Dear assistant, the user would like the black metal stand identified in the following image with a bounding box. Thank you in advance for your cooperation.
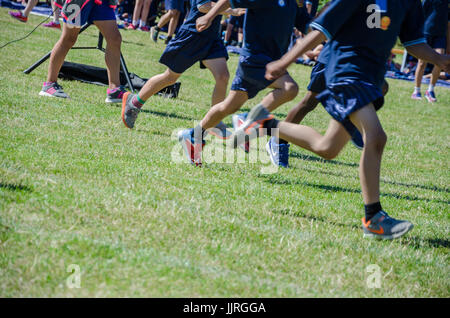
[23,23,135,92]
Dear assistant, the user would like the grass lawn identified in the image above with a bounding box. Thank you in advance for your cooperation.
[0,10,449,297]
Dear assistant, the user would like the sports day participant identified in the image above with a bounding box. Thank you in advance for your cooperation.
[177,0,310,166]
[39,0,126,103]
[411,0,448,102]
[121,0,245,134]
[233,0,450,239]
[151,0,184,44]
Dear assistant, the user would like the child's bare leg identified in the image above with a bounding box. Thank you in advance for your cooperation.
[138,68,181,101]
[349,104,387,205]
[200,91,249,129]
[202,58,230,106]
[260,73,299,112]
[277,118,350,160]
[284,91,319,124]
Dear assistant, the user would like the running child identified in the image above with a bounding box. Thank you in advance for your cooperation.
[233,0,450,239]
[151,0,184,44]
[177,0,310,166]
[411,0,448,102]
[121,0,245,133]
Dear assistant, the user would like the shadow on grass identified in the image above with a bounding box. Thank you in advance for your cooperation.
[290,151,358,168]
[0,182,32,192]
[402,236,449,249]
[140,109,194,121]
[262,175,450,205]
[273,208,359,230]
[301,167,450,194]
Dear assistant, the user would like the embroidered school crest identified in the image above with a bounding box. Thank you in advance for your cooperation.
[380,16,391,30]
[278,0,285,7]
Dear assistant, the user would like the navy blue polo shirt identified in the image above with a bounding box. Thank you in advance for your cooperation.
[306,0,319,18]
[422,0,448,37]
[310,0,426,89]
[180,0,222,37]
[229,0,299,60]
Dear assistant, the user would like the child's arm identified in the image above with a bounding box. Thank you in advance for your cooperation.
[406,43,450,73]
[197,0,231,31]
[265,30,326,80]
[198,1,244,17]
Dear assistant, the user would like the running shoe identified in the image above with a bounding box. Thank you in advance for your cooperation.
[411,91,422,100]
[39,82,69,98]
[232,105,274,149]
[121,92,141,129]
[43,21,61,29]
[351,129,364,150]
[178,128,205,166]
[362,211,413,240]
[266,136,290,168]
[425,90,437,103]
[105,86,126,103]
[232,113,250,153]
[139,26,150,32]
[150,26,159,42]
[208,121,232,140]
[9,11,27,22]
[127,24,137,30]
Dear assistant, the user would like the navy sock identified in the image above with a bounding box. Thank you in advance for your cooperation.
[262,118,279,136]
[364,202,382,221]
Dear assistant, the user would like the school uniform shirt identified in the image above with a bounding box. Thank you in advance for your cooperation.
[229,0,300,61]
[310,0,426,89]
[180,0,222,38]
[422,0,448,38]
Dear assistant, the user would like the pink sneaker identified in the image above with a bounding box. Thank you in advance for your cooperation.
[127,24,137,30]
[43,21,61,29]
[411,91,422,100]
[139,26,150,32]
[9,11,27,22]
[425,90,437,103]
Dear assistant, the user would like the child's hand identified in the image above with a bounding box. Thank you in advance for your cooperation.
[265,60,287,81]
[196,16,212,32]
[232,8,246,16]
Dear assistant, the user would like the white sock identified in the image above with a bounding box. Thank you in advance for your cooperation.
[428,84,435,92]
[132,20,138,26]
[139,20,146,28]
[414,87,420,94]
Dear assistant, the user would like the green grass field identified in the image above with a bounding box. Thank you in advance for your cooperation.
[0,10,449,297]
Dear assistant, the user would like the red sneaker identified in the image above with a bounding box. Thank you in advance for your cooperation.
[9,11,27,22]
[43,21,61,29]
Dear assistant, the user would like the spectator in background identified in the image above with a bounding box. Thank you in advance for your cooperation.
[9,0,62,28]
[9,0,39,23]
[43,0,62,28]
[223,11,245,47]
[412,0,448,102]
[151,0,184,44]
[128,0,153,31]
[305,0,318,18]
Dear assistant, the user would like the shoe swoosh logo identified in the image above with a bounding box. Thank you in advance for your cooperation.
[368,225,384,235]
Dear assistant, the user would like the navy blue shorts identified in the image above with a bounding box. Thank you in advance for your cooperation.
[165,0,184,12]
[317,80,384,137]
[159,29,228,74]
[64,0,116,27]
[425,35,447,50]
[229,15,244,28]
[231,54,274,99]
[307,62,326,93]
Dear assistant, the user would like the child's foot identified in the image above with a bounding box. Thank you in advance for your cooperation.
[232,113,250,153]
[39,82,69,98]
[411,91,422,100]
[178,128,205,166]
[266,136,290,168]
[127,24,137,30]
[121,92,141,129]
[425,90,437,103]
[150,27,159,42]
[139,26,150,32]
[164,36,173,44]
[9,11,27,22]
[105,86,127,103]
[232,105,274,149]
[362,211,413,240]
[43,21,61,29]
[208,121,232,140]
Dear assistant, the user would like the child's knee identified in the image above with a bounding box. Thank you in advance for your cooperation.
[215,70,230,85]
[365,129,387,152]
[284,82,299,101]
[107,32,122,48]
[316,141,340,160]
